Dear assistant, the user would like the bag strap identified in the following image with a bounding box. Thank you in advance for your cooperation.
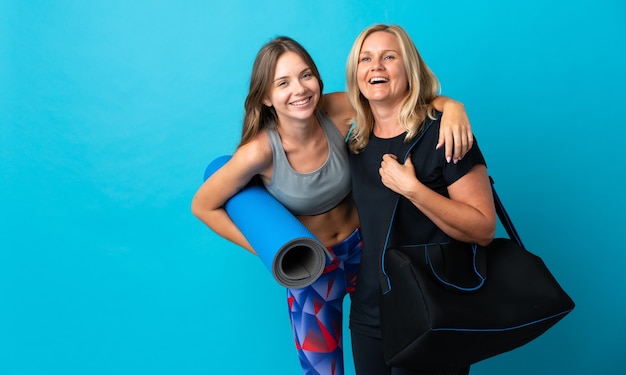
[380,126,525,293]
[379,118,436,293]
[489,177,525,249]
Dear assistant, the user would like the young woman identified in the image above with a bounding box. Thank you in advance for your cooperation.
[191,36,472,375]
[346,24,497,375]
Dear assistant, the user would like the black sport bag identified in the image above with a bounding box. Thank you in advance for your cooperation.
[379,179,575,371]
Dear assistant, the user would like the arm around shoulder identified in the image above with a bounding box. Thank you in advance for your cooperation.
[322,92,355,137]
[431,96,474,164]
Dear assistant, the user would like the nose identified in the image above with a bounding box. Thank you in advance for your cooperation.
[293,79,308,94]
[370,56,384,71]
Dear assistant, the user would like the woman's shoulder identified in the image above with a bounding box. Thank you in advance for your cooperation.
[235,131,273,175]
[411,112,443,146]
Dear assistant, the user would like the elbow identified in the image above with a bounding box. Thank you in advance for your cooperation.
[191,194,222,230]
[476,232,495,247]
[190,195,205,220]
[475,220,497,247]
[190,203,200,219]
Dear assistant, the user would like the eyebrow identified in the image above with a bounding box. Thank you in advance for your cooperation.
[359,49,399,55]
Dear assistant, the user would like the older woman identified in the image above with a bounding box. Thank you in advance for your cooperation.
[346,24,497,375]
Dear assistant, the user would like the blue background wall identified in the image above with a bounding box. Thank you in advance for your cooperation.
[2,1,625,374]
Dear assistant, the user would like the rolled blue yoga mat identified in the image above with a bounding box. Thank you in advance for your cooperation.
[204,155,331,289]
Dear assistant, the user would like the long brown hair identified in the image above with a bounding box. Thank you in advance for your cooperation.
[346,24,440,153]
[239,37,324,147]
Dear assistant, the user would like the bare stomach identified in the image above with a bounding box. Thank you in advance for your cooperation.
[296,195,360,247]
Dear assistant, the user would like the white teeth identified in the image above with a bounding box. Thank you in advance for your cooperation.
[369,77,389,84]
[291,98,310,106]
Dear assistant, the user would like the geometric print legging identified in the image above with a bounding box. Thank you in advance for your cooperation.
[287,228,363,375]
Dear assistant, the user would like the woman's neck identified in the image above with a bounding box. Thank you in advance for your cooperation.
[276,114,321,145]
[371,102,404,139]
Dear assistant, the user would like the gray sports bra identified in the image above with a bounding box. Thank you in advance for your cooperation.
[264,110,351,216]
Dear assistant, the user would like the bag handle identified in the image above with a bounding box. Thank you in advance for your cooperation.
[380,118,435,294]
[489,177,525,249]
[423,242,487,292]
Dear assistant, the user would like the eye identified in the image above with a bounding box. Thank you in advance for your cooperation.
[302,72,313,79]
[277,80,288,87]
[384,54,395,61]
[359,56,371,63]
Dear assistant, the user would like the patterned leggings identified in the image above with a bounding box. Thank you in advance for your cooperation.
[287,228,363,375]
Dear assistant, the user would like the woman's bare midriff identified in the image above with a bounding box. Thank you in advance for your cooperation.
[297,194,360,248]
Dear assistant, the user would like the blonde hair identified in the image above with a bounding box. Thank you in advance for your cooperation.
[239,37,324,147]
[346,24,440,153]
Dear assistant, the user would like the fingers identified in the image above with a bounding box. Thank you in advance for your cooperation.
[452,127,464,164]
[438,124,474,164]
[438,103,475,163]
[466,131,474,153]
[379,153,419,196]
[437,126,454,163]
[380,154,400,187]
[454,125,474,163]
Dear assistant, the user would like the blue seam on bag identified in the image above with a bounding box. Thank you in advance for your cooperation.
[398,241,450,248]
[430,309,574,332]
[425,244,486,292]
[381,198,400,295]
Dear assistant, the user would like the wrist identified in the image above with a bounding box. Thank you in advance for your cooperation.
[403,179,425,204]
[443,99,464,110]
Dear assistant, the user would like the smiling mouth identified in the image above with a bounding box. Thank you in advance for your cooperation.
[290,97,311,106]
[369,77,389,84]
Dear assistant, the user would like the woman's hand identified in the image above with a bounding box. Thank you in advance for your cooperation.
[380,153,496,246]
[431,97,474,163]
[379,154,419,196]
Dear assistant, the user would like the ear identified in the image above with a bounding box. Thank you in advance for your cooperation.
[263,97,272,107]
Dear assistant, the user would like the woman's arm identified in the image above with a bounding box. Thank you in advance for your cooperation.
[191,140,272,254]
[431,96,474,164]
[322,92,356,138]
[323,92,472,159]
[378,155,496,246]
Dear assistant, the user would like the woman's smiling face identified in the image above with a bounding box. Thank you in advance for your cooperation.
[264,51,320,124]
[357,31,409,106]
